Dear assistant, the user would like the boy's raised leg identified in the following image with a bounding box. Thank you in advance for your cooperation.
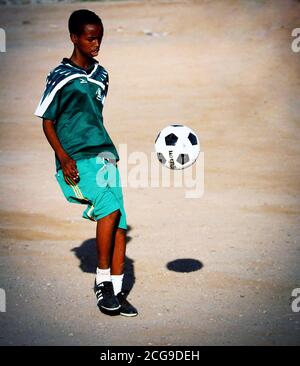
[96,209,120,269]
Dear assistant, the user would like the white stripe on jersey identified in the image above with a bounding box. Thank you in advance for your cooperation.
[87,64,98,78]
[87,77,105,90]
[35,64,106,117]
[34,73,84,117]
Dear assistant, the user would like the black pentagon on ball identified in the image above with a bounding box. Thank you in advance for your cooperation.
[157,152,166,164]
[171,124,183,127]
[165,133,178,146]
[177,153,190,165]
[188,132,198,145]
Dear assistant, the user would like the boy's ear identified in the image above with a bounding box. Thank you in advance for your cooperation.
[70,33,78,44]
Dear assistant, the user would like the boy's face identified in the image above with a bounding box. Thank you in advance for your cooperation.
[71,23,103,58]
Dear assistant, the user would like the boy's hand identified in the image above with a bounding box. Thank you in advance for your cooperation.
[60,155,79,185]
[42,120,79,184]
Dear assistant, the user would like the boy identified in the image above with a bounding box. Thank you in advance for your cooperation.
[35,9,137,317]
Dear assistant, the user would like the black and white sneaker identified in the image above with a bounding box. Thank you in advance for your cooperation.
[94,280,121,311]
[117,292,138,317]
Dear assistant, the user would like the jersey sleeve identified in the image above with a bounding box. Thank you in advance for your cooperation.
[105,73,109,97]
[34,72,61,121]
[101,72,109,107]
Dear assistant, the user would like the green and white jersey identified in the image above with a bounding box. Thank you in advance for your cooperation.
[35,58,120,171]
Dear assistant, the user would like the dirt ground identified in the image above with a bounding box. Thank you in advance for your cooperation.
[0,0,300,346]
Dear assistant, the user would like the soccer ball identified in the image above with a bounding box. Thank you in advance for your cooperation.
[155,124,200,170]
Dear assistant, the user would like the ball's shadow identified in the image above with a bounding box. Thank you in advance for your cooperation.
[166,258,203,273]
[71,225,135,294]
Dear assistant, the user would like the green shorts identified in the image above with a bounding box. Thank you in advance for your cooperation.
[55,156,127,230]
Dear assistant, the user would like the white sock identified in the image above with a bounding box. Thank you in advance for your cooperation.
[96,267,111,285]
[111,274,124,295]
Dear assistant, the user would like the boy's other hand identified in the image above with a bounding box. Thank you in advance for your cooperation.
[60,155,79,185]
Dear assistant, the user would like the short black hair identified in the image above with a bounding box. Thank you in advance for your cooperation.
[68,9,103,36]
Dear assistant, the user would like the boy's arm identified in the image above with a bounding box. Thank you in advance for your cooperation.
[42,119,79,183]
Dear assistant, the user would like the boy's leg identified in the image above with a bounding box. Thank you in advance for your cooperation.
[111,228,126,275]
[111,227,138,317]
[94,209,121,312]
[96,209,120,269]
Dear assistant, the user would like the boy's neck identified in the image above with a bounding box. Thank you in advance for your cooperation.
[69,50,96,70]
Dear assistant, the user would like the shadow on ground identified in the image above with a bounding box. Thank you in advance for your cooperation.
[166,258,203,273]
[71,225,135,294]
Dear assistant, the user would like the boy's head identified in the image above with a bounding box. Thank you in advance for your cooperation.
[68,9,104,59]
